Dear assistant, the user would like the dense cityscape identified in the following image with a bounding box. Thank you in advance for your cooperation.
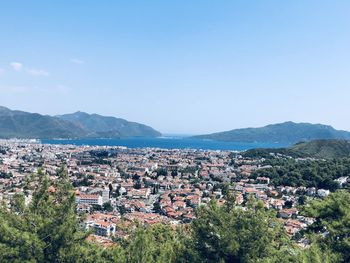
[1,139,349,262]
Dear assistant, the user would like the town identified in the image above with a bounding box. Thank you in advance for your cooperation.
[0,139,346,247]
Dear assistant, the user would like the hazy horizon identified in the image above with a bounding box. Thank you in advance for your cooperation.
[1,1,350,134]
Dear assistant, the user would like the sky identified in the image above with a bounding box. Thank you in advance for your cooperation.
[0,0,349,134]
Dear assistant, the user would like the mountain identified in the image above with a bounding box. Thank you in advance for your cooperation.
[0,106,161,139]
[290,139,350,159]
[57,111,161,138]
[193,122,350,144]
[0,106,87,139]
[243,139,350,159]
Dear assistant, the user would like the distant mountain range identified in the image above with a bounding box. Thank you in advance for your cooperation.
[243,139,350,159]
[193,122,350,144]
[1,107,349,144]
[0,106,161,139]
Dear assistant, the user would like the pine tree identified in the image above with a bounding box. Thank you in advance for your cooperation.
[0,167,116,263]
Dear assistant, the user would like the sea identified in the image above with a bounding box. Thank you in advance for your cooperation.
[41,136,289,151]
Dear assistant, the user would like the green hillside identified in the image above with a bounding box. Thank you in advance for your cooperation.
[243,139,350,159]
[291,139,350,159]
[0,106,87,139]
[57,111,161,138]
[0,106,161,139]
[194,122,350,144]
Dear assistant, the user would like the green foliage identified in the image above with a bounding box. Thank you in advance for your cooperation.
[0,168,94,263]
[58,111,161,138]
[291,139,350,159]
[0,106,161,139]
[193,122,350,144]
[252,158,350,190]
[155,168,168,176]
[0,106,87,139]
[243,139,350,160]
[0,171,13,179]
[299,241,340,263]
[242,148,301,159]
[191,198,297,263]
[153,201,161,213]
[124,224,186,263]
[303,190,350,262]
[103,202,113,212]
[181,166,198,175]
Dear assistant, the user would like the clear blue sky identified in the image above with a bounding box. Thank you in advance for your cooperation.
[0,0,349,134]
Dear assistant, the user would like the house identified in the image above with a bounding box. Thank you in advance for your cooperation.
[317,189,330,198]
[270,199,285,210]
[93,221,116,237]
[76,194,103,206]
[334,177,348,187]
[127,188,150,199]
[278,208,298,219]
[256,177,270,184]
[173,201,186,210]
[77,203,91,213]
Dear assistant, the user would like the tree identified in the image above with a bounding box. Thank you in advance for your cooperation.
[134,179,142,189]
[252,158,350,191]
[298,195,306,205]
[284,200,294,209]
[103,202,113,212]
[299,239,340,263]
[171,170,178,178]
[116,184,121,197]
[0,168,122,263]
[125,224,186,263]
[191,197,297,263]
[156,168,168,177]
[108,183,113,194]
[153,201,162,214]
[304,190,350,262]
[221,183,230,197]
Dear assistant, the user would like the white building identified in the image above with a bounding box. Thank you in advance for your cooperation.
[317,189,330,198]
[76,194,103,206]
[102,188,110,204]
[93,221,116,237]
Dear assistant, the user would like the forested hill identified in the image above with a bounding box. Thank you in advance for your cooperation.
[290,139,350,159]
[0,106,161,139]
[193,122,350,144]
[0,106,87,139]
[243,139,350,159]
[57,111,161,138]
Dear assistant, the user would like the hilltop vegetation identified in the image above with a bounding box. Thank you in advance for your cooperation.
[194,122,350,144]
[243,139,350,160]
[0,106,161,139]
[251,158,350,191]
[0,106,86,139]
[243,140,350,190]
[291,139,350,159]
[1,169,349,262]
[57,111,161,138]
